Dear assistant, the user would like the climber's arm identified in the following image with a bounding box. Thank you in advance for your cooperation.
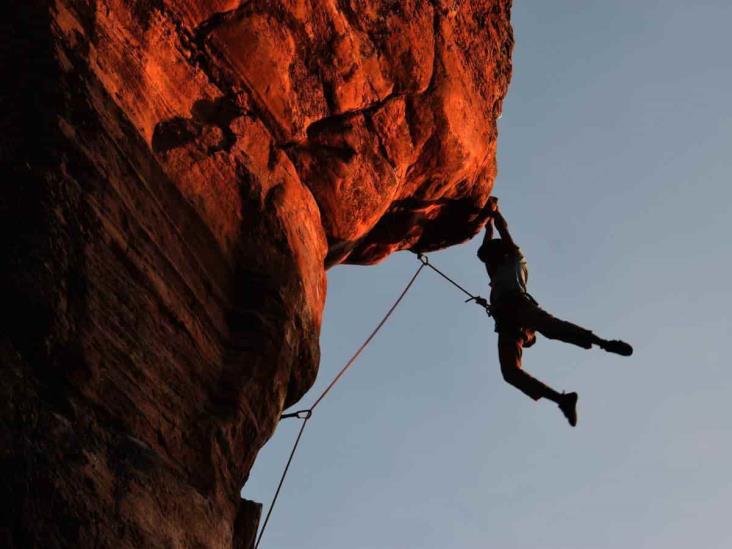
[493,209,518,250]
[480,196,498,246]
[482,214,494,245]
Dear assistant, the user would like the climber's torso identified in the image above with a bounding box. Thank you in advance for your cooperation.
[487,248,529,304]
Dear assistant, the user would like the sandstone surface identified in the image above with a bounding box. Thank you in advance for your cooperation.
[0,1,512,546]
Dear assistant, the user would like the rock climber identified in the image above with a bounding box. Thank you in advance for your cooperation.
[474,197,632,426]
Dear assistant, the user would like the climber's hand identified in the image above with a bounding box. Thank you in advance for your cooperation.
[483,196,499,216]
[474,297,489,308]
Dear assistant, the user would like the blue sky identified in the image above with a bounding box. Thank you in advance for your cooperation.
[245,2,732,547]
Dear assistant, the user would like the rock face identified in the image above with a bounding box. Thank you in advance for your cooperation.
[0,1,512,547]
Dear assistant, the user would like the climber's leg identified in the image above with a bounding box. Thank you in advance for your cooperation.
[496,331,579,426]
[497,333,562,402]
[511,297,597,349]
[511,297,633,355]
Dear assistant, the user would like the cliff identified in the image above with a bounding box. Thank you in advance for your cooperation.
[0,1,512,546]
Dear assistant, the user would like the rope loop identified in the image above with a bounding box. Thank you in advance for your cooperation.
[280,409,313,420]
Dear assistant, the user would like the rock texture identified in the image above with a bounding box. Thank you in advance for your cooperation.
[0,0,512,547]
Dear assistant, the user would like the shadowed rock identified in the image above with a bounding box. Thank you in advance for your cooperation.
[0,0,512,546]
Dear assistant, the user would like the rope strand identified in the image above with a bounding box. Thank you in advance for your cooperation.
[254,261,426,547]
[254,416,309,549]
[416,253,475,299]
[254,253,489,547]
[417,253,491,312]
[309,261,426,411]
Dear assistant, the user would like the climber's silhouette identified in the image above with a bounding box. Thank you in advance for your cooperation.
[476,197,632,426]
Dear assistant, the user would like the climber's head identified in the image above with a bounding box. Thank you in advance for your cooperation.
[477,239,512,275]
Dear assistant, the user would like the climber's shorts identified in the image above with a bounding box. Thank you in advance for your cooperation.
[492,293,537,347]
[491,291,594,350]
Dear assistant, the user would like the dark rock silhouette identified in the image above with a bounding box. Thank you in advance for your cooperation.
[1,0,513,546]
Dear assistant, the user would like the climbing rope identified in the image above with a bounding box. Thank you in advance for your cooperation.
[254,261,426,549]
[254,252,490,548]
[253,412,310,549]
[416,252,492,315]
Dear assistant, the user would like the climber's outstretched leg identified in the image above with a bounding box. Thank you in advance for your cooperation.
[506,295,633,356]
[497,333,578,426]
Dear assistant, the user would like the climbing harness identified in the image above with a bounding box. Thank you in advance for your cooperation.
[253,253,490,548]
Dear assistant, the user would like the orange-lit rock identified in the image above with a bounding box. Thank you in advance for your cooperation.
[1,0,512,546]
[205,0,512,264]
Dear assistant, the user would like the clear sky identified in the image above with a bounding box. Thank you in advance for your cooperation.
[245,2,732,547]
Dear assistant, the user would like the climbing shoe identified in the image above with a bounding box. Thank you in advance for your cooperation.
[558,392,578,427]
[600,339,633,356]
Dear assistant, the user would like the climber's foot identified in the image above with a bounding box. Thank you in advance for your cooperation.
[558,392,578,427]
[599,339,633,356]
